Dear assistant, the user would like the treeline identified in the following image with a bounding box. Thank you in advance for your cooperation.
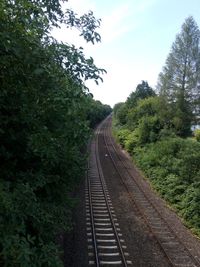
[87,99,112,128]
[0,1,111,266]
[113,16,200,236]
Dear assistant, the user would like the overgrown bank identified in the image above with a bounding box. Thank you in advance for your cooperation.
[113,122,200,235]
[112,83,200,237]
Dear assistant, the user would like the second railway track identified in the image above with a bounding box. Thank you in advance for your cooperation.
[102,116,200,267]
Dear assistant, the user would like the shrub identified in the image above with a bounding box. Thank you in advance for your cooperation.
[194,129,200,142]
[131,115,161,145]
[124,130,139,153]
[115,129,131,147]
[116,103,129,125]
[181,183,200,233]
[132,137,200,235]
[158,127,176,140]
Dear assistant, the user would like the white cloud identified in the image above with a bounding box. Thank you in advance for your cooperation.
[136,0,158,12]
[98,0,158,44]
[99,3,134,44]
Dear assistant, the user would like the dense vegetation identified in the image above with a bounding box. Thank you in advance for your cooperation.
[0,1,111,266]
[113,16,200,236]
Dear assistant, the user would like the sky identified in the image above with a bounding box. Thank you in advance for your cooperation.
[52,0,200,107]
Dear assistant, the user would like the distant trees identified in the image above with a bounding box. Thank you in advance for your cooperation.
[157,16,200,136]
[86,97,112,128]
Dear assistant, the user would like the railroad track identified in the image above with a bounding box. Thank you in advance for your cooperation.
[85,124,132,266]
[102,116,200,267]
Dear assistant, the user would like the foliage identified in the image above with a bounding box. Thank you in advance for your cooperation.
[127,97,159,128]
[126,80,156,109]
[181,183,200,232]
[0,0,111,266]
[131,138,200,234]
[86,97,112,128]
[157,16,200,137]
[113,80,200,235]
[126,97,172,144]
[114,129,131,148]
[194,129,200,141]
[115,103,128,125]
[113,102,124,116]
[113,81,156,126]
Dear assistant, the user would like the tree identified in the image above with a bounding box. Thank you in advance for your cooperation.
[126,97,165,143]
[115,103,129,125]
[86,97,112,128]
[157,16,200,136]
[127,80,156,108]
[113,102,124,116]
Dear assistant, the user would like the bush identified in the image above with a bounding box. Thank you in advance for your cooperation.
[124,130,140,153]
[194,129,200,142]
[116,103,129,125]
[115,129,131,147]
[181,183,200,234]
[132,137,200,234]
[136,115,160,144]
[158,127,176,140]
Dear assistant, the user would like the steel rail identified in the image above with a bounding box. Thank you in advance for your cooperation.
[86,120,131,266]
[87,158,100,267]
[95,126,128,267]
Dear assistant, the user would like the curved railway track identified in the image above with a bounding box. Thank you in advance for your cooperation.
[85,123,132,266]
[102,116,200,267]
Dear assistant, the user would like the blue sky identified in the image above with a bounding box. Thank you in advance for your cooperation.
[53,0,200,107]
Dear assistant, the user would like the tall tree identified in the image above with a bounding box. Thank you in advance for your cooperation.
[157,16,200,136]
